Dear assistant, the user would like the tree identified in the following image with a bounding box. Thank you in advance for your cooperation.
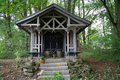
[99,0,120,47]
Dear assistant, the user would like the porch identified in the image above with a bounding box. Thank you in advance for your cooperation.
[15,4,91,59]
[27,51,81,59]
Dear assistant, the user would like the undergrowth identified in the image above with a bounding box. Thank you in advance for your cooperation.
[79,48,120,63]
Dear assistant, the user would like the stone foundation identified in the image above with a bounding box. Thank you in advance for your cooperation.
[67,59,91,79]
[15,59,39,78]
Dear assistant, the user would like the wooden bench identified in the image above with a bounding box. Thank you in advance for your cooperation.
[66,51,81,57]
[27,52,41,59]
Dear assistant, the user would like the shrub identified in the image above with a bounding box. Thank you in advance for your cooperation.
[43,72,65,80]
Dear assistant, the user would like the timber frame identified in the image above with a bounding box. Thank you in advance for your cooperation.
[15,3,91,58]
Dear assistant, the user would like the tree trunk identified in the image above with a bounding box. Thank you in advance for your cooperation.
[68,0,71,12]
[117,0,120,40]
[6,0,11,38]
[72,0,77,14]
[82,0,86,44]
[78,0,80,17]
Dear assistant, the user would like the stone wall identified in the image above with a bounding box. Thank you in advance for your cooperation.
[67,59,91,79]
[15,59,39,78]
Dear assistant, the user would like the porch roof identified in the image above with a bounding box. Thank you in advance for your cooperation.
[15,3,91,25]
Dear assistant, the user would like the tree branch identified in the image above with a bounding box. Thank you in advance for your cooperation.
[100,0,117,27]
[85,9,91,17]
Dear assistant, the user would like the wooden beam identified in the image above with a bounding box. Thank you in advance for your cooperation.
[41,32,43,53]
[24,27,31,33]
[53,14,55,31]
[54,8,85,24]
[54,12,67,20]
[64,32,66,57]
[40,11,54,19]
[30,28,33,52]
[67,32,69,52]
[44,16,63,18]
[24,8,54,24]
[54,12,78,24]
[68,24,86,27]
[41,18,52,28]
[37,17,40,27]
[55,18,66,28]
[43,31,47,35]
[38,31,40,54]
[67,17,70,27]
[76,28,81,33]
[21,24,40,26]
[41,28,66,30]
[34,32,37,52]
[73,28,76,51]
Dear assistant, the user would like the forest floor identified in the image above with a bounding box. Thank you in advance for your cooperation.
[0,57,120,80]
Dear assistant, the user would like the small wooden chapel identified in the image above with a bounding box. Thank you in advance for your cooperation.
[15,3,91,58]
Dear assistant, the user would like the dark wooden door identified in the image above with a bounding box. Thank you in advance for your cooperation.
[44,32,63,55]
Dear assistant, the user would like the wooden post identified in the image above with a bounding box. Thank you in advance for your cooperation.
[64,32,66,57]
[35,32,37,52]
[67,31,69,52]
[30,28,33,52]
[41,32,43,54]
[53,14,55,31]
[73,28,76,51]
[38,31,40,57]
[67,17,70,53]
[30,28,33,59]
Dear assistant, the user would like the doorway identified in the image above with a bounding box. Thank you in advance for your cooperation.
[44,32,64,56]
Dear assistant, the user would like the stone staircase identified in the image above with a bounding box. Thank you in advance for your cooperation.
[38,59,70,79]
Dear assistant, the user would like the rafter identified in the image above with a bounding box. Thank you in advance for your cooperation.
[41,18,53,28]
[55,18,66,28]
[21,24,40,26]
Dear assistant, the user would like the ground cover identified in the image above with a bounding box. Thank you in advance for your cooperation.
[0,55,120,80]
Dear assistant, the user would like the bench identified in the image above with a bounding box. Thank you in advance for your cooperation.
[66,51,81,57]
[27,52,41,59]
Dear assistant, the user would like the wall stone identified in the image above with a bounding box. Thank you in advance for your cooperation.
[15,59,39,78]
[67,59,91,79]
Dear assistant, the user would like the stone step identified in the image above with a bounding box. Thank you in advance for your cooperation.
[45,59,63,63]
[39,66,68,71]
[40,62,67,67]
[41,70,69,75]
[38,74,70,79]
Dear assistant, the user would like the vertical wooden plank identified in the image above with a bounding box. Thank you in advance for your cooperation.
[67,17,70,27]
[35,32,37,52]
[30,28,33,52]
[37,17,39,27]
[67,31,69,52]
[64,32,66,57]
[41,32,43,53]
[73,28,76,51]
[30,28,33,59]
[33,32,34,48]
[67,17,70,53]
[53,13,55,31]
[70,31,73,51]
[38,31,40,57]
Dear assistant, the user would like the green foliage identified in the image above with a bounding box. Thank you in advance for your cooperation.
[43,72,65,80]
[14,50,21,60]
[36,59,41,64]
[40,56,46,60]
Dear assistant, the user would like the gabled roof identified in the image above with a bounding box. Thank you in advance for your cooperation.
[15,3,91,25]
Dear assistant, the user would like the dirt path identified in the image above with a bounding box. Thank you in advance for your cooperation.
[0,58,120,80]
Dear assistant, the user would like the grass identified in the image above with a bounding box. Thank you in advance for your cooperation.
[77,49,120,80]
[79,49,120,63]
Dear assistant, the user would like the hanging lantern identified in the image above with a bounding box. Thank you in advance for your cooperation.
[67,33,69,35]
[38,34,40,35]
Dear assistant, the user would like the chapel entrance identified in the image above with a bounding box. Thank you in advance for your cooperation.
[44,32,64,56]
